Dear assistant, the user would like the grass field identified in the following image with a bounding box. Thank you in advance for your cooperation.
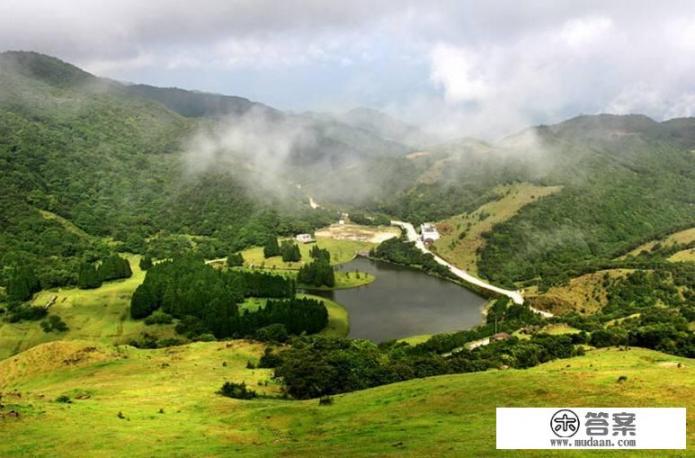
[669,248,695,263]
[620,227,695,259]
[241,237,373,270]
[0,343,691,457]
[432,183,562,274]
[0,254,177,360]
[523,269,636,315]
[0,243,364,360]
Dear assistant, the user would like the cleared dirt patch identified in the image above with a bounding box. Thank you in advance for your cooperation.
[315,224,400,244]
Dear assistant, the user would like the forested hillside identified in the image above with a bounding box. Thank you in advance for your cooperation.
[2,51,695,296]
[0,52,335,287]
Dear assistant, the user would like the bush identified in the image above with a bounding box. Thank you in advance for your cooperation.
[218,382,257,399]
[40,315,69,333]
[254,323,289,343]
[7,304,47,322]
[144,310,173,325]
[55,395,72,403]
[139,256,153,271]
[227,253,244,267]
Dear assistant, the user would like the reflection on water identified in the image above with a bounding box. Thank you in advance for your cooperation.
[309,257,487,342]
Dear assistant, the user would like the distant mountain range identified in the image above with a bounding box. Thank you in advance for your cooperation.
[1,50,694,289]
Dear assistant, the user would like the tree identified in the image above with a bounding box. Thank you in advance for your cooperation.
[130,283,157,319]
[298,260,335,287]
[139,255,153,271]
[7,265,41,302]
[263,236,280,258]
[77,262,102,289]
[280,241,301,262]
[227,252,244,267]
[98,254,132,282]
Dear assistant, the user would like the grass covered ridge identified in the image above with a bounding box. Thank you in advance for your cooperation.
[0,343,691,457]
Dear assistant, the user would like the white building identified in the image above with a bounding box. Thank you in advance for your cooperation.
[295,233,315,244]
[420,223,440,243]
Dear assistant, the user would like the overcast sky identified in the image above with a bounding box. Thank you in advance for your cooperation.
[3,0,695,138]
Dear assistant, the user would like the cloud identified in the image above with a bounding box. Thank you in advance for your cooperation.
[560,16,613,47]
[3,1,695,136]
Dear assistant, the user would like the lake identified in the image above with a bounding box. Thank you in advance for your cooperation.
[309,257,487,342]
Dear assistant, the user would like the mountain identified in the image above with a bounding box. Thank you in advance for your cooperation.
[1,50,695,296]
[124,84,276,118]
[337,107,434,148]
[0,51,336,287]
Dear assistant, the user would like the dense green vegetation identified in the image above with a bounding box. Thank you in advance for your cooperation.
[0,51,335,291]
[369,237,452,278]
[129,256,327,340]
[264,332,582,399]
[297,246,335,287]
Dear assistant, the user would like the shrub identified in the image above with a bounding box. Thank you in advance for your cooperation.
[55,395,72,404]
[144,310,173,325]
[218,382,257,400]
[254,323,289,343]
[40,315,69,333]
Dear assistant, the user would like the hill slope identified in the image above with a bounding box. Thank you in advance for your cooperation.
[0,342,691,456]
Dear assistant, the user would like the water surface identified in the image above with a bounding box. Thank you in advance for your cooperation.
[310,257,487,342]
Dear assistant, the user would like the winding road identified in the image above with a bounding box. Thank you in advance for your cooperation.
[391,221,552,317]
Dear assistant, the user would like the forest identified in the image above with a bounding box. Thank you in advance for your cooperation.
[129,256,326,340]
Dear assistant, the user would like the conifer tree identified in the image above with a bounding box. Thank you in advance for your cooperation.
[263,236,280,258]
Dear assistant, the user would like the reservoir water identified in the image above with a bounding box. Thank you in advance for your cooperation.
[310,257,487,342]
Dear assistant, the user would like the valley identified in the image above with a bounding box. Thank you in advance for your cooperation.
[0,50,693,456]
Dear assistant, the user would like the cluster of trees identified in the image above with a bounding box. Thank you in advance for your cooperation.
[263,236,280,258]
[227,253,244,267]
[263,237,302,262]
[130,256,326,340]
[297,246,334,287]
[77,254,132,289]
[370,237,452,278]
[139,256,153,271]
[348,212,390,226]
[6,266,41,303]
[264,333,583,399]
[280,241,301,262]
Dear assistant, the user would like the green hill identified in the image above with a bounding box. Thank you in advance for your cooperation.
[0,342,691,457]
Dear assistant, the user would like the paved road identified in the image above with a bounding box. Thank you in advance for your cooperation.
[391,221,552,317]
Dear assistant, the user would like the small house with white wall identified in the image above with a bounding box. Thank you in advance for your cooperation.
[420,223,440,243]
[295,233,315,244]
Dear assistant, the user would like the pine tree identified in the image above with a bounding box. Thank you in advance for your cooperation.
[130,283,155,318]
[139,255,153,271]
[280,241,301,262]
[7,265,41,302]
[263,236,280,258]
[78,262,102,289]
[227,252,244,267]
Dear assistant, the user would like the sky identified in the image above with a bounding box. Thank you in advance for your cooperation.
[2,0,695,138]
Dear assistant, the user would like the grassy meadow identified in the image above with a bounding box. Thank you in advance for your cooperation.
[241,237,373,270]
[0,255,177,360]
[0,343,691,457]
[0,237,373,360]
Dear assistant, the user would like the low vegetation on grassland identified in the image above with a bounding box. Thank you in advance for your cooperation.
[0,342,691,457]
